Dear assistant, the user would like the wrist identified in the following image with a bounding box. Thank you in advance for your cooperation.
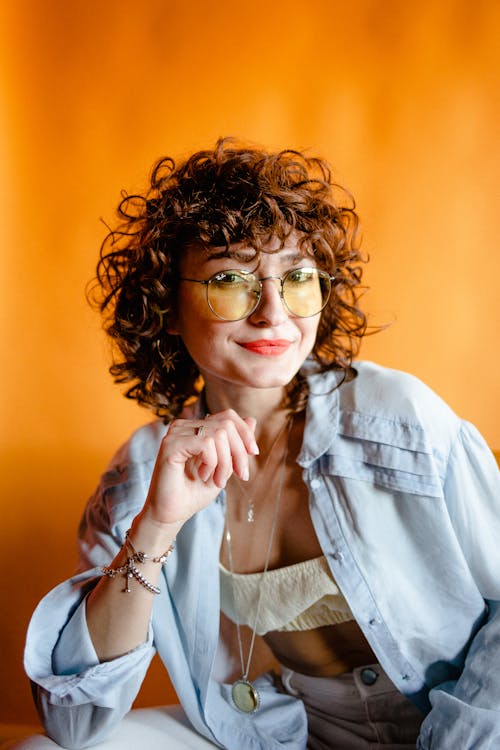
[129,510,183,555]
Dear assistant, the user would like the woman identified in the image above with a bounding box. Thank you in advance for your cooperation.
[25,139,500,749]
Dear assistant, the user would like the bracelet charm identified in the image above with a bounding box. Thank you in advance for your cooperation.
[101,529,175,595]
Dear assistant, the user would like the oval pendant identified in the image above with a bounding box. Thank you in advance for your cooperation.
[231,679,260,713]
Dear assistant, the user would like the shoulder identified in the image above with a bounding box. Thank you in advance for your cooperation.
[340,361,459,431]
[311,362,463,490]
[307,363,496,500]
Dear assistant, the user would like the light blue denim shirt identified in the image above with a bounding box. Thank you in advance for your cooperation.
[25,361,500,749]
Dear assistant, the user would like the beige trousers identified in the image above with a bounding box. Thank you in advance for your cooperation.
[280,663,424,750]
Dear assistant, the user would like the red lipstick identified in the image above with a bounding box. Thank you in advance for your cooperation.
[239,339,291,356]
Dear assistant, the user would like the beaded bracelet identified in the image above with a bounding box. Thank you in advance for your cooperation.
[101,529,175,595]
[124,529,174,564]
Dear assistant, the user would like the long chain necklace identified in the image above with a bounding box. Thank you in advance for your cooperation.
[224,417,293,714]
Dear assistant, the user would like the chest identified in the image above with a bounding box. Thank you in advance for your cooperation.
[219,459,322,574]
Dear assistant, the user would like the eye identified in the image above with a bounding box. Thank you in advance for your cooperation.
[287,268,316,284]
[212,271,247,286]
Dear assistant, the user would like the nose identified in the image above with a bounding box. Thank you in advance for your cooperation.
[248,277,288,326]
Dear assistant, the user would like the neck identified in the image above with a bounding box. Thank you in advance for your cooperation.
[203,381,290,447]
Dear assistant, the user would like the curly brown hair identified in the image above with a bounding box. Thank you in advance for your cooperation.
[90,137,369,420]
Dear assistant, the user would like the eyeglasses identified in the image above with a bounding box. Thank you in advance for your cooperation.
[180,267,335,321]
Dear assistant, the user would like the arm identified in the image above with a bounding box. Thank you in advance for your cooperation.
[26,411,258,749]
[86,410,257,662]
[417,423,500,749]
[26,567,157,750]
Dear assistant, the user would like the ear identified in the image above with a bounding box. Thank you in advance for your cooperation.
[164,307,180,335]
[166,320,179,335]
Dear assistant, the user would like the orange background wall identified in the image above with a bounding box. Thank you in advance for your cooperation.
[1,0,498,728]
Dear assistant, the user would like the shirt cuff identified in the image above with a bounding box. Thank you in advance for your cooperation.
[52,596,100,675]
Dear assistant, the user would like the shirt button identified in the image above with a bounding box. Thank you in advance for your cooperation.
[360,667,379,686]
[310,478,321,489]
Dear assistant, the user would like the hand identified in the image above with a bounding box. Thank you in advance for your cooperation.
[139,409,259,531]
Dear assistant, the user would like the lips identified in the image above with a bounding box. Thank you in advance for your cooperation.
[239,339,292,356]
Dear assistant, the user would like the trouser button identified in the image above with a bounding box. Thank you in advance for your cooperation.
[360,667,378,685]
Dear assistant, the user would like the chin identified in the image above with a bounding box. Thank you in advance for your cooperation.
[240,368,300,390]
[248,357,306,383]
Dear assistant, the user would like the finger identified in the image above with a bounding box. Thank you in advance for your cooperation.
[217,418,252,481]
[243,417,259,454]
[160,430,218,479]
[191,419,252,483]
[168,412,258,455]
[190,437,218,483]
[165,413,258,468]
[197,460,213,483]
[166,418,209,438]
[211,428,233,488]
[209,409,259,456]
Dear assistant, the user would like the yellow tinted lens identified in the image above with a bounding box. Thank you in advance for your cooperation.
[207,272,259,320]
[283,268,328,316]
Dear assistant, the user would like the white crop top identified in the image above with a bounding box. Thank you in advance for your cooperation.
[219,555,354,636]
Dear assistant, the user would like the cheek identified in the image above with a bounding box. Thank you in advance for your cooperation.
[177,287,210,325]
[286,279,324,317]
[176,290,228,356]
[168,288,202,339]
[211,287,252,319]
[296,321,320,361]
[300,317,320,347]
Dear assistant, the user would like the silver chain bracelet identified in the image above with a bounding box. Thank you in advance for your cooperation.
[101,529,175,595]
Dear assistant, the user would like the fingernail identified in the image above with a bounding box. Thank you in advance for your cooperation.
[242,467,249,481]
[251,441,259,455]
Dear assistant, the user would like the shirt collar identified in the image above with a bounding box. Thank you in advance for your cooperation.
[297,359,342,467]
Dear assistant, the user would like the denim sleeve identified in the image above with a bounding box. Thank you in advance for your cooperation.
[24,463,157,749]
[52,597,100,676]
[25,569,156,749]
[417,423,500,749]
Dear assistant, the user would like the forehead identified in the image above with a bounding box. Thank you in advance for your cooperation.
[181,234,312,271]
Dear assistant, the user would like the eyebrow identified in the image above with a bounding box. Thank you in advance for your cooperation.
[204,249,306,264]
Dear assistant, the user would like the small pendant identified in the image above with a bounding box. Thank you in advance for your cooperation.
[231,679,260,713]
[247,503,255,523]
[124,568,133,593]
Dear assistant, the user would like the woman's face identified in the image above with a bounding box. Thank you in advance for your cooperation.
[172,236,322,395]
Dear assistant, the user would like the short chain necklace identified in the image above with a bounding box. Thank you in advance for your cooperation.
[224,417,293,714]
[232,419,290,523]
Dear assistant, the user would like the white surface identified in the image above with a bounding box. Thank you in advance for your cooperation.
[1,706,217,749]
